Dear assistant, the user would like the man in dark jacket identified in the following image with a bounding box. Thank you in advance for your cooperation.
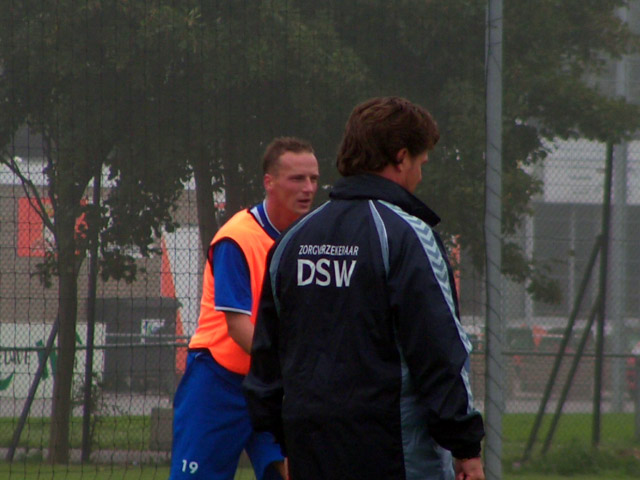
[244,97,485,480]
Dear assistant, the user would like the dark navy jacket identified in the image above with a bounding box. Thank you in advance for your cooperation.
[244,174,485,480]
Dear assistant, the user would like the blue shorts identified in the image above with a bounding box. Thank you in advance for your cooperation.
[170,350,284,480]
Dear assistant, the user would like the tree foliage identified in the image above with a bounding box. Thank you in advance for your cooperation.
[314,0,640,302]
[142,0,640,300]
[0,0,191,462]
[134,0,371,254]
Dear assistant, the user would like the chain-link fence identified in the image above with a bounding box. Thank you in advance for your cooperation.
[463,138,640,470]
[2,1,640,479]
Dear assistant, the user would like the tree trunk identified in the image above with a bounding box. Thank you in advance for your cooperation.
[193,157,218,259]
[221,144,244,223]
[49,205,80,464]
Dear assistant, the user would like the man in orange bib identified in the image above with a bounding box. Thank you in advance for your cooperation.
[170,137,319,480]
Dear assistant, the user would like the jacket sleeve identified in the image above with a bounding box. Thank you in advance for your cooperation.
[242,248,286,452]
[388,227,485,459]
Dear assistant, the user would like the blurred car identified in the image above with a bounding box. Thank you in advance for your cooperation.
[626,340,640,395]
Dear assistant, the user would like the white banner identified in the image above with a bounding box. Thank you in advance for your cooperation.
[0,323,105,399]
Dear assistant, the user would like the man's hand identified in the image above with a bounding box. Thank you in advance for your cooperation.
[454,457,485,480]
[273,458,288,480]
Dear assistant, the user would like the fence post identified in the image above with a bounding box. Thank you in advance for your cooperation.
[484,1,504,478]
[6,317,59,462]
[635,356,640,442]
[593,141,614,448]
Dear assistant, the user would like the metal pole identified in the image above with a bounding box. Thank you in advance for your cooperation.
[484,1,504,478]
[593,141,614,447]
[6,317,59,462]
[521,236,601,462]
[635,357,640,442]
[609,142,628,412]
[610,4,631,410]
[541,294,601,455]
[81,168,101,462]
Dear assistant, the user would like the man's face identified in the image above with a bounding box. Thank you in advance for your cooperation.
[265,150,319,224]
[401,150,429,193]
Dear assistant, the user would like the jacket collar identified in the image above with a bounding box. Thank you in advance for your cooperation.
[329,173,441,227]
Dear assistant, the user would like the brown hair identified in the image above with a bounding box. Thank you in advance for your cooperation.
[336,97,440,176]
[262,137,315,175]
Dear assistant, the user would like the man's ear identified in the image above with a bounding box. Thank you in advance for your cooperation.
[264,173,273,192]
[395,148,409,169]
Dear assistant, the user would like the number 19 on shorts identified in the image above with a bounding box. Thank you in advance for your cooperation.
[182,459,198,474]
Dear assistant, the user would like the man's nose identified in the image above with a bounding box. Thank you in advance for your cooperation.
[302,178,315,192]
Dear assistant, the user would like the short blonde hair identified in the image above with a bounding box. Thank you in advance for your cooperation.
[262,137,315,175]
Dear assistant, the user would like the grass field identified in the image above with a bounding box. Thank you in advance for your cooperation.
[1,412,639,478]
[1,464,639,480]
[502,412,639,458]
[0,464,261,479]
[0,416,151,451]
[2,412,639,452]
